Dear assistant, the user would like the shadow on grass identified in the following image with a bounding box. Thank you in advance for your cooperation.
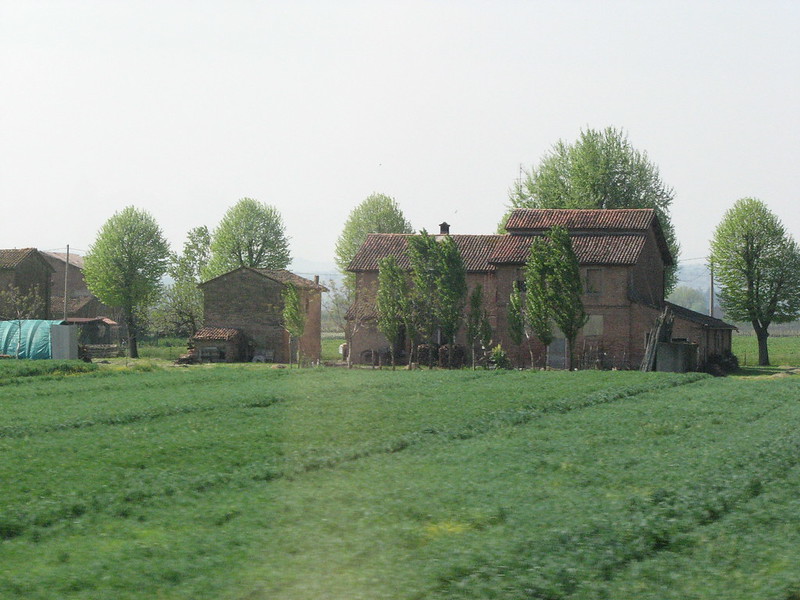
[733,365,796,378]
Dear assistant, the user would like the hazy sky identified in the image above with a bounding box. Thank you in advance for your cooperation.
[2,1,798,275]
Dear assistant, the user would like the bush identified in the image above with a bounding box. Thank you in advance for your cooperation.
[489,344,512,370]
[704,351,739,376]
[438,344,466,369]
[416,344,439,367]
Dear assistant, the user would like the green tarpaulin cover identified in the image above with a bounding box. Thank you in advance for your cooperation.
[0,320,63,359]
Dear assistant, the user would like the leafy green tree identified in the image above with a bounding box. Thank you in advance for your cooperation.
[335,193,413,290]
[508,281,534,368]
[506,126,679,292]
[524,227,587,369]
[467,284,492,369]
[151,226,211,337]
[84,206,170,358]
[205,198,290,279]
[709,198,800,366]
[524,237,555,352]
[281,283,306,368]
[406,230,468,367]
[173,225,211,283]
[547,226,589,370]
[407,231,441,365]
[376,255,408,369]
[667,285,708,314]
[436,236,467,357]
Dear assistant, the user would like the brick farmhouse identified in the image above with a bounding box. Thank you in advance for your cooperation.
[346,208,734,369]
[197,267,327,363]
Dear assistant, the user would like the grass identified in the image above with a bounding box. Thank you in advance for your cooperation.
[0,359,97,383]
[321,336,345,362]
[732,334,800,367]
[136,337,188,361]
[1,364,799,598]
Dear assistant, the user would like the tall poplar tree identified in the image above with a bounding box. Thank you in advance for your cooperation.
[281,283,306,368]
[376,255,408,369]
[524,227,586,370]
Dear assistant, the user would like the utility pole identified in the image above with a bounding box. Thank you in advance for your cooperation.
[708,261,714,318]
[63,244,69,322]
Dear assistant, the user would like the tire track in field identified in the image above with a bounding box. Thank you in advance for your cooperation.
[0,397,283,439]
[432,400,800,598]
[1,374,707,541]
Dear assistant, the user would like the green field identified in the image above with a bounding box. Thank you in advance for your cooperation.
[2,363,800,598]
[732,334,800,367]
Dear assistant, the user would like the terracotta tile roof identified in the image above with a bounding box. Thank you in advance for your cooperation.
[191,327,243,341]
[348,234,505,272]
[505,208,656,232]
[0,248,41,269]
[489,233,648,266]
[349,232,648,271]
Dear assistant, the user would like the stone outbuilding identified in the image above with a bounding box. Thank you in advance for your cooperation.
[347,208,735,370]
[190,327,246,363]
[199,267,327,363]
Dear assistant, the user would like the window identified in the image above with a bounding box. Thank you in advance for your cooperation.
[584,315,604,336]
[585,268,602,296]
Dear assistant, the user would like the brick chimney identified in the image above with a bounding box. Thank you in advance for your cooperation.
[439,222,450,235]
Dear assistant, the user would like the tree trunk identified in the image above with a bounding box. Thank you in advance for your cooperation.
[754,323,770,366]
[565,337,574,371]
[125,310,139,359]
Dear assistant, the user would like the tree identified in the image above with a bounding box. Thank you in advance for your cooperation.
[506,126,680,292]
[508,281,534,368]
[406,231,467,368]
[335,193,413,290]
[376,255,408,369]
[436,236,468,365]
[467,284,492,369]
[524,237,555,353]
[205,198,291,279]
[151,226,211,337]
[547,226,589,370]
[524,227,587,370]
[281,283,306,368]
[83,206,170,358]
[407,231,441,366]
[173,225,211,283]
[667,285,708,314]
[709,198,800,366]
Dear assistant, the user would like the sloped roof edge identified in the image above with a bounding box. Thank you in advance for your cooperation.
[199,266,328,291]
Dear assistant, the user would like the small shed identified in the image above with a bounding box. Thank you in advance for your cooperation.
[0,320,77,359]
[191,327,244,363]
